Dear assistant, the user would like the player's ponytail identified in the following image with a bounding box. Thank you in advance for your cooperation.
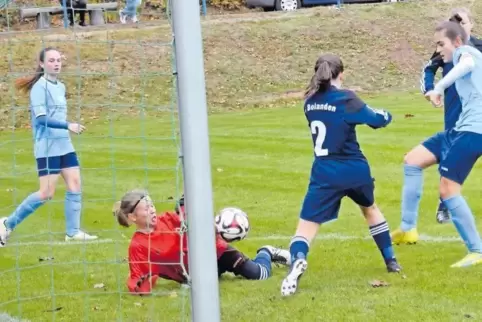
[113,201,131,228]
[315,61,332,92]
[15,47,57,93]
[304,54,344,99]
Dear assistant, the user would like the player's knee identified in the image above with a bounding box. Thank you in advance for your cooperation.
[439,177,461,199]
[66,177,81,193]
[38,187,56,200]
[403,145,436,168]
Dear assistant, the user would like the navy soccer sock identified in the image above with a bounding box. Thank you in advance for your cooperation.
[289,236,309,264]
[369,221,396,264]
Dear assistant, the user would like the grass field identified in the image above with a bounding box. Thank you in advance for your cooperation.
[2,0,482,320]
[1,92,482,321]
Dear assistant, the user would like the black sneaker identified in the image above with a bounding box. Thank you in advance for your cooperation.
[257,245,291,266]
[386,259,402,273]
[436,206,451,224]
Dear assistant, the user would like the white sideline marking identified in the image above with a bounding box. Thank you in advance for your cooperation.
[0,312,30,322]
[249,233,462,243]
[6,233,462,248]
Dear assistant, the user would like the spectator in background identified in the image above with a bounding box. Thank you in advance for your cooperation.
[60,0,87,27]
[119,0,141,24]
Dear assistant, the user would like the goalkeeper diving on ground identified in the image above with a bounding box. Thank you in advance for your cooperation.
[113,189,291,295]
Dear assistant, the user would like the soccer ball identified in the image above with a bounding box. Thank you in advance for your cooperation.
[215,207,250,242]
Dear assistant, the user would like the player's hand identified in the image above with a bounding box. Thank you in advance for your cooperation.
[425,90,442,107]
[68,123,86,134]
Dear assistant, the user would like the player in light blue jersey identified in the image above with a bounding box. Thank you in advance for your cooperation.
[0,47,98,247]
[392,9,482,244]
[420,8,482,225]
[403,21,482,267]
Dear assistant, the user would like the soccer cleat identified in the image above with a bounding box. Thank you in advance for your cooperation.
[281,258,307,297]
[450,252,482,268]
[386,259,402,273]
[257,245,291,266]
[436,207,451,224]
[119,10,127,24]
[0,217,12,248]
[65,231,98,242]
[391,228,419,245]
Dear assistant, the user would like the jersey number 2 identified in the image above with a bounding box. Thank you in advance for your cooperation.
[310,120,328,156]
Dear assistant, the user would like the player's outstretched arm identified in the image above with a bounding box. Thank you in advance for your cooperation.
[344,92,392,129]
[128,274,160,295]
[421,51,443,94]
[434,52,475,95]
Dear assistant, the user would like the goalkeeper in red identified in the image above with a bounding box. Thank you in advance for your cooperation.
[113,189,290,295]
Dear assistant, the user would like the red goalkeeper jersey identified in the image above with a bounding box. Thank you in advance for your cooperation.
[127,211,228,294]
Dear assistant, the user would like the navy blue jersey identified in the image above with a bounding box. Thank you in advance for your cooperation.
[421,36,482,130]
[304,86,392,161]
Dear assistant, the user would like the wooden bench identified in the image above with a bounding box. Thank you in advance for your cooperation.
[19,2,118,29]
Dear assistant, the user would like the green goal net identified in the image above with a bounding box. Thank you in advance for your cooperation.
[0,1,193,321]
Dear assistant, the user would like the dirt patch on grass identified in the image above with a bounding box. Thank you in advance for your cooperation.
[0,0,481,127]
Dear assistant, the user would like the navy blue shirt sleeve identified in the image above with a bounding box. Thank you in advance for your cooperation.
[421,51,443,94]
[344,92,392,129]
[470,35,482,52]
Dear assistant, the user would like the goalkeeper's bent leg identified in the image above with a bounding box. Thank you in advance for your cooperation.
[218,246,272,280]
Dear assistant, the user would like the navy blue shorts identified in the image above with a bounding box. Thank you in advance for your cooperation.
[36,152,79,177]
[299,180,375,224]
[422,129,482,184]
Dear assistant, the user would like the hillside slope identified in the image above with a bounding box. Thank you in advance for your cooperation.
[0,0,480,126]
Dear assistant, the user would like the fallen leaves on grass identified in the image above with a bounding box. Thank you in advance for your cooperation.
[369,280,390,288]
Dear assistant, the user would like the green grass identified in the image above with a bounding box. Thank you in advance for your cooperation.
[2,0,482,320]
[1,92,482,321]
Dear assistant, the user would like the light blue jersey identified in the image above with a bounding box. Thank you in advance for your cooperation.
[30,77,75,159]
[453,45,482,134]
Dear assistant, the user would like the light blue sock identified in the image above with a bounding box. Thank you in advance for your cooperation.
[65,191,82,237]
[443,195,482,253]
[5,192,46,230]
[400,164,423,231]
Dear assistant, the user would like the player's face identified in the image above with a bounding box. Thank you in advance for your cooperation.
[456,12,473,37]
[434,31,459,63]
[132,196,157,229]
[41,50,62,76]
